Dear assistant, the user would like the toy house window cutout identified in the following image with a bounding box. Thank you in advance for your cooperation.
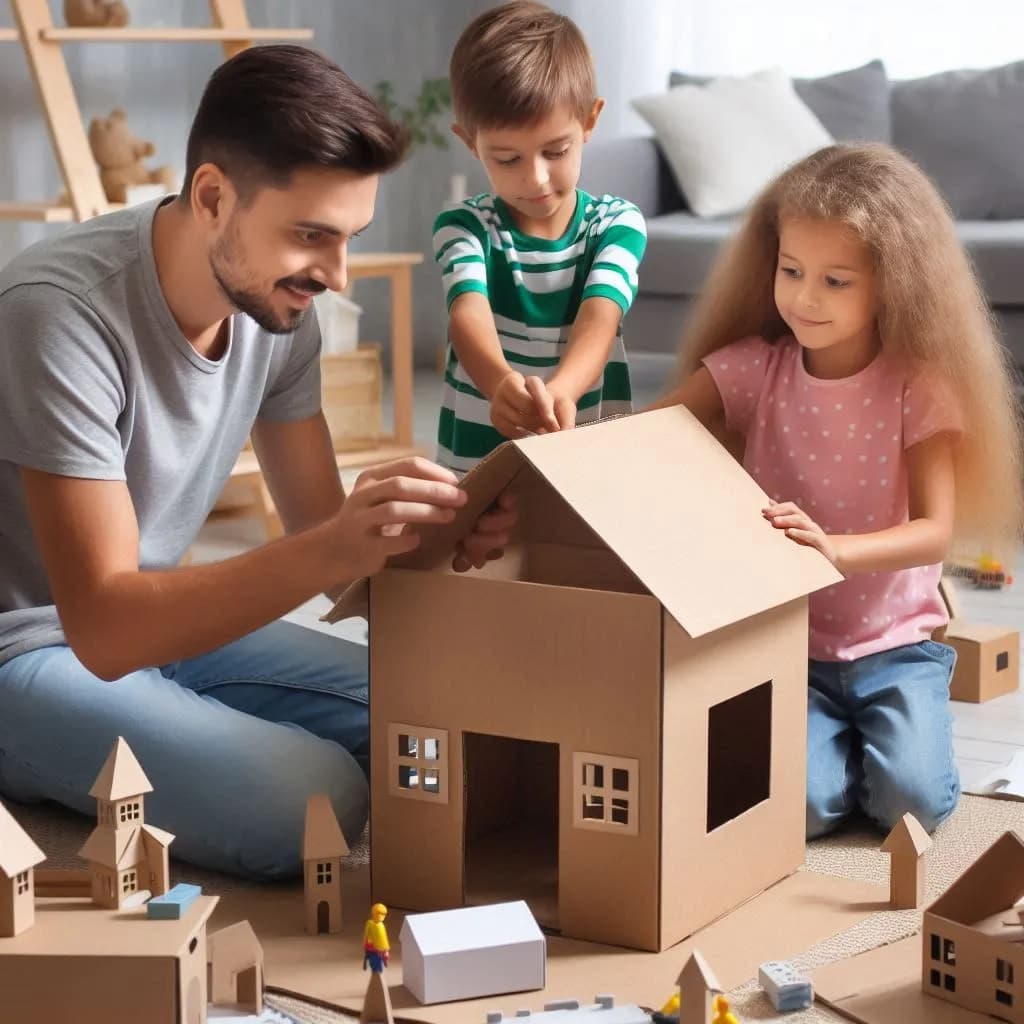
[388,722,449,803]
[707,681,773,832]
[997,651,1010,671]
[16,870,29,895]
[997,959,1015,984]
[119,801,140,823]
[316,862,332,885]
[572,752,639,835]
[122,870,137,895]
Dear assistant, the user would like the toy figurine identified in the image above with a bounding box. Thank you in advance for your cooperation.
[363,903,390,972]
[710,995,739,1024]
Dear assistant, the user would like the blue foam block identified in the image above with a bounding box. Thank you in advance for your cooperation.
[147,882,202,920]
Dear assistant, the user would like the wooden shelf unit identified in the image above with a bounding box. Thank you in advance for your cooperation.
[1,0,313,220]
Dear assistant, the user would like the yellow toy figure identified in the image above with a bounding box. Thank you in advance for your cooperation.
[363,903,390,972]
[658,991,680,1017]
[711,994,739,1024]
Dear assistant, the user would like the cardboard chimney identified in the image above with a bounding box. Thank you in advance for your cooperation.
[328,408,840,951]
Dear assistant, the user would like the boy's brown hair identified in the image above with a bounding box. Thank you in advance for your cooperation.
[449,1,597,136]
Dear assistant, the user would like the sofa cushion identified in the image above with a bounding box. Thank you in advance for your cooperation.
[891,61,1024,219]
[670,60,891,143]
[641,211,741,296]
[632,68,832,218]
[640,213,1024,306]
[956,220,1024,305]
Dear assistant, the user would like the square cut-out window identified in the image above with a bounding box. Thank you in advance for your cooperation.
[582,794,604,820]
[423,737,440,760]
[398,765,419,789]
[398,734,418,757]
[423,769,440,794]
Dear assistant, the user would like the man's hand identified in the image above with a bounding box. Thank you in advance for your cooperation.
[491,371,548,438]
[452,490,517,573]
[326,458,467,579]
[763,501,843,570]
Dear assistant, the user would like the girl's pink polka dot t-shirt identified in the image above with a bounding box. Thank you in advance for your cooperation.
[704,335,962,663]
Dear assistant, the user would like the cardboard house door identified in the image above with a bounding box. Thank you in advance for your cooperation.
[463,732,559,930]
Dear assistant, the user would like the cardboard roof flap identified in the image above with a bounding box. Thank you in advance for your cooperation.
[327,409,842,635]
[302,794,350,860]
[0,800,45,877]
[208,920,263,964]
[88,737,153,801]
[926,831,1024,923]
[880,814,932,857]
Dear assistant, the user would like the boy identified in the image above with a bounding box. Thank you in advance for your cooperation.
[434,0,648,473]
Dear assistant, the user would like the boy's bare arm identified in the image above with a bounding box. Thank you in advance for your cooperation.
[449,292,542,437]
[546,296,622,404]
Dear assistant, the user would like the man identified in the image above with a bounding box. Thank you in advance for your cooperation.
[0,45,512,880]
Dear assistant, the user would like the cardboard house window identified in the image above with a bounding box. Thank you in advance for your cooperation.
[119,801,140,823]
[122,870,137,894]
[572,752,639,835]
[997,651,1010,671]
[997,990,1014,1007]
[997,959,1015,985]
[317,862,332,885]
[16,870,29,895]
[388,722,449,803]
[707,681,773,832]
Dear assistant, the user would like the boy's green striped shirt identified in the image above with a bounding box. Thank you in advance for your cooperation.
[432,189,647,473]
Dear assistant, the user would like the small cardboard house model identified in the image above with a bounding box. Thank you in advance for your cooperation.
[303,793,349,935]
[922,830,1024,1022]
[208,919,264,1014]
[399,899,546,1004]
[0,801,45,938]
[78,737,174,909]
[937,577,1020,703]
[329,408,840,951]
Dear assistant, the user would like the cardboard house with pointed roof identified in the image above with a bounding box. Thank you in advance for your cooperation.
[303,793,349,935]
[208,919,264,1014]
[328,407,841,952]
[677,949,722,1024]
[922,830,1024,1023]
[881,812,932,909]
[79,737,174,909]
[0,801,45,938]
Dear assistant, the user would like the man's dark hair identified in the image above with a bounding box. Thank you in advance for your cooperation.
[182,45,408,201]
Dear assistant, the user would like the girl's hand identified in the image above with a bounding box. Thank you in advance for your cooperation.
[763,501,845,572]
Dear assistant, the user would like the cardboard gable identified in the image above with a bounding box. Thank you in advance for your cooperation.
[328,407,841,629]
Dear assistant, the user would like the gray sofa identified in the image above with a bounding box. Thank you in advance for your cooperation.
[582,61,1024,371]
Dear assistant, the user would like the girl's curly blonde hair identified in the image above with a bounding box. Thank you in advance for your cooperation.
[675,143,1023,560]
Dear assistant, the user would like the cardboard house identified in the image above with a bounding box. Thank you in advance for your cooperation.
[328,408,841,951]
[677,950,722,1024]
[922,830,1024,1022]
[303,792,349,935]
[78,737,174,909]
[0,800,45,937]
[880,813,932,909]
[0,892,218,1024]
[399,900,546,1004]
[937,577,1020,703]
[207,919,264,1014]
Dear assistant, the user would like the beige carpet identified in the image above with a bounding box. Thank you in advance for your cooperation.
[8,794,1023,1023]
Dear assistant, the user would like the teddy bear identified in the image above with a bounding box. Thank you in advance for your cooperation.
[64,0,130,28]
[88,108,177,204]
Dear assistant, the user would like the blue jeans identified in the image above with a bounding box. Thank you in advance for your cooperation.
[0,620,368,880]
[806,639,960,839]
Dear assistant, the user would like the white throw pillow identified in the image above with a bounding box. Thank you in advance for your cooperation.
[632,67,834,218]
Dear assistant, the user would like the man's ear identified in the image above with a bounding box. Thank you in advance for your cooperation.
[189,162,234,229]
[451,122,478,157]
[582,98,605,142]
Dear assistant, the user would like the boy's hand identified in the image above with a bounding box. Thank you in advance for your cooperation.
[763,501,843,570]
[491,371,543,438]
[524,376,563,433]
[544,379,578,430]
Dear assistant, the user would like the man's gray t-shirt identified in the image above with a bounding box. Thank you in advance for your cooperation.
[0,198,321,666]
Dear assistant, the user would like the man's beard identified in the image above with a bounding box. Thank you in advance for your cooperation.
[209,223,325,334]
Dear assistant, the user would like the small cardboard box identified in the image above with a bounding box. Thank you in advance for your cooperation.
[329,407,841,951]
[937,578,1020,703]
[399,900,545,1004]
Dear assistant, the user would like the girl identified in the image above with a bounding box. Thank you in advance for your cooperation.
[655,143,1023,838]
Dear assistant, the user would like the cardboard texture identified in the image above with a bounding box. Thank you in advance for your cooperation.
[208,919,265,1014]
[0,799,45,937]
[937,578,1020,703]
[303,793,349,936]
[921,831,1024,1022]
[0,894,218,1024]
[210,864,886,1023]
[880,813,932,909]
[79,736,174,909]
[331,409,841,951]
[398,900,546,1004]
